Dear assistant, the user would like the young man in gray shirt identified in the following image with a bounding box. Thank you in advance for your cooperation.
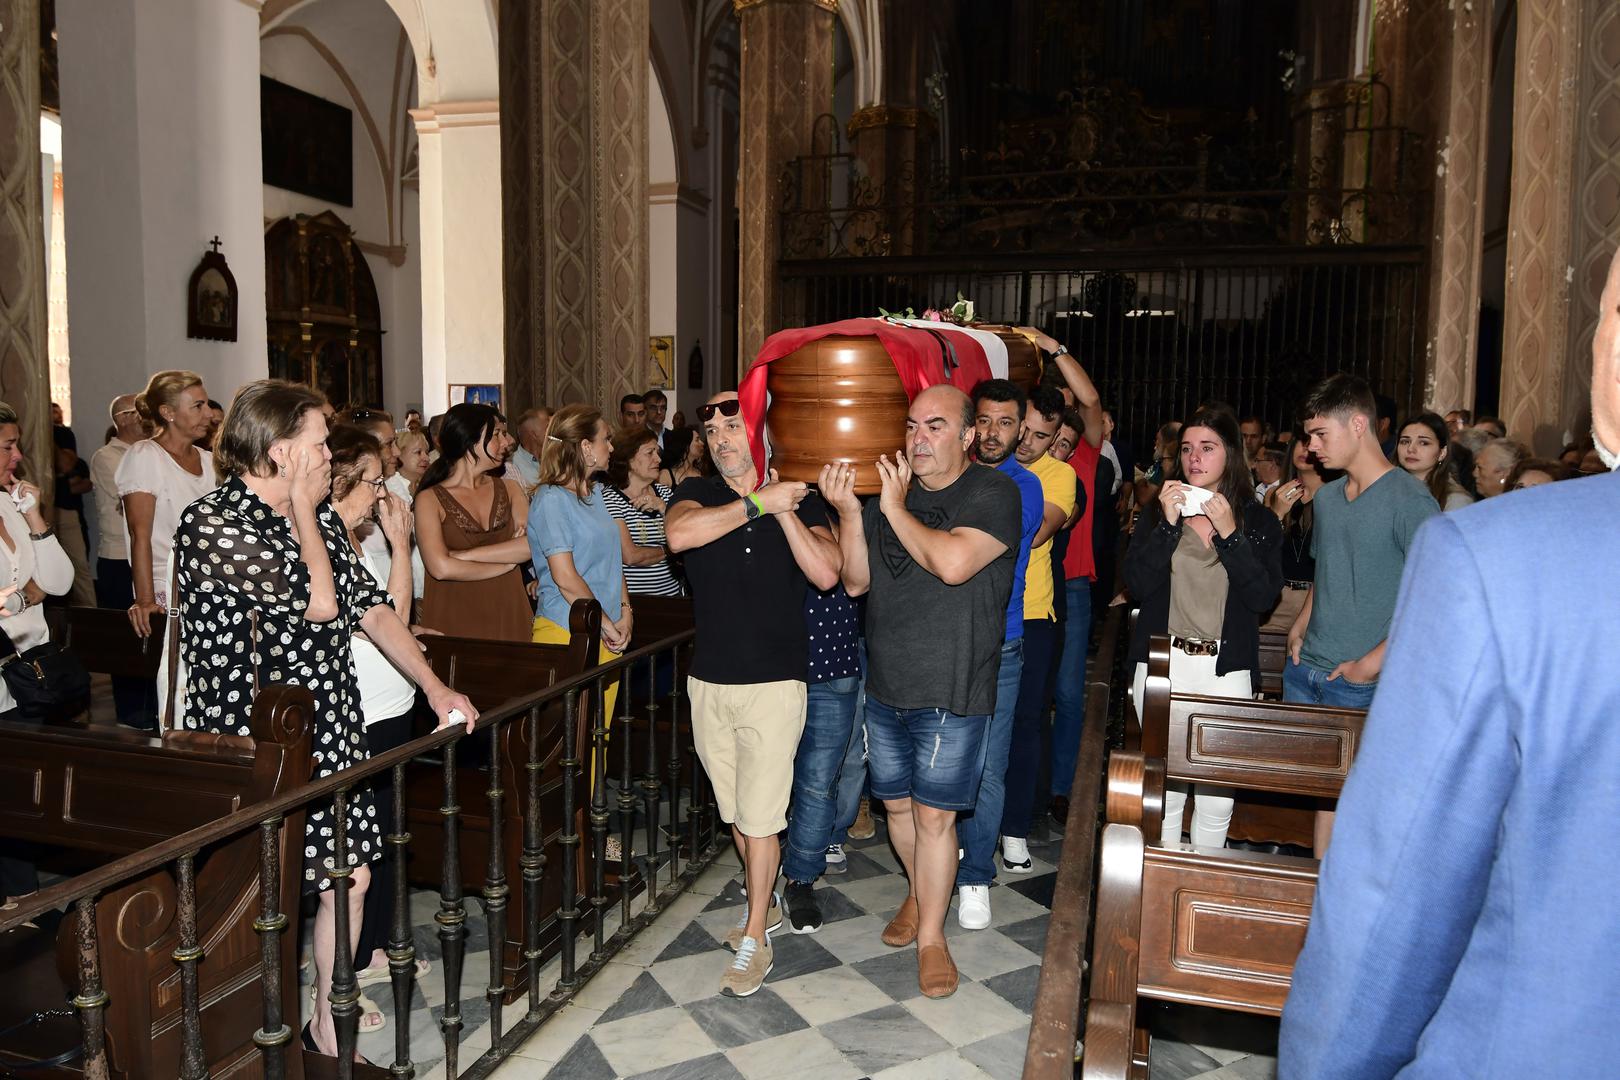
[1288,374,1440,705]
[1288,374,1438,849]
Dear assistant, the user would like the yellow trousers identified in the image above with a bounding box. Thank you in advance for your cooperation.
[532,615,622,785]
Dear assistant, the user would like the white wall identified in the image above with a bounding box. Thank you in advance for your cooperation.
[260,0,423,418]
[58,0,268,453]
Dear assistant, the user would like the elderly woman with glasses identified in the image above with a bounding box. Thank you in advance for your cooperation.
[171,380,477,1061]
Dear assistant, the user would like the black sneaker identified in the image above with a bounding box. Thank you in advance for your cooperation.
[783,880,823,935]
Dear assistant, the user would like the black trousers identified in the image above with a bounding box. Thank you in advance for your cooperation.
[353,704,421,967]
[95,557,158,730]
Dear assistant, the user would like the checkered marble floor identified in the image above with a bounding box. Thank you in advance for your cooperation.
[305,818,1277,1079]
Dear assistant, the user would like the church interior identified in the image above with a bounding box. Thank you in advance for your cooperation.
[0,0,1614,1078]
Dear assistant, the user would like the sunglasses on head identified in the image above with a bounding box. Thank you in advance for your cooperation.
[698,400,742,423]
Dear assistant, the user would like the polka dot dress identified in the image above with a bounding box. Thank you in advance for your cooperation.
[173,477,391,894]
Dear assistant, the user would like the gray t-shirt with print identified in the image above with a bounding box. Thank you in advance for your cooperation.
[862,464,1022,717]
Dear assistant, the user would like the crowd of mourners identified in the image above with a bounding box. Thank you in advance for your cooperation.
[0,331,1608,1056]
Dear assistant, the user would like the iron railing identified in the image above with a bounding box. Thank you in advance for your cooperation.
[778,249,1426,451]
[0,627,713,1080]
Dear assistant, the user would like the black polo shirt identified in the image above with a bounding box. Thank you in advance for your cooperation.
[672,475,829,685]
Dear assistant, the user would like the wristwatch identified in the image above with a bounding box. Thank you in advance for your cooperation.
[1053,344,1069,356]
[744,494,763,521]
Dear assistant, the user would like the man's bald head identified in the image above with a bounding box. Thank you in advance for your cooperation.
[1593,248,1620,468]
[906,384,976,488]
[109,393,143,440]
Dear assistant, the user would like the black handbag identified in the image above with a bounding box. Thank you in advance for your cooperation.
[0,623,90,723]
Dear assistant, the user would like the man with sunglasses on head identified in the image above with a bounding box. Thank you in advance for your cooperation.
[666,391,842,998]
[820,383,1021,999]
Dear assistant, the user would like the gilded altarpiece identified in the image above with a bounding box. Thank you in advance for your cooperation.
[265,213,384,409]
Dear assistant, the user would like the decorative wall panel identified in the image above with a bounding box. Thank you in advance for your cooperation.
[0,0,54,495]
[735,0,836,371]
[1500,0,1583,450]
[501,0,649,412]
[1421,0,1491,413]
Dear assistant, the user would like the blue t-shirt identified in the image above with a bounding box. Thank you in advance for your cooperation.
[995,457,1044,642]
[528,483,625,627]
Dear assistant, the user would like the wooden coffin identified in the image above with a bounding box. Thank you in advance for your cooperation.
[765,326,1041,493]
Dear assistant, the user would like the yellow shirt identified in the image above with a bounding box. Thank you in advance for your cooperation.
[1024,453,1078,620]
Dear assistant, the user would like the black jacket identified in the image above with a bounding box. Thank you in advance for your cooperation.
[1122,500,1284,682]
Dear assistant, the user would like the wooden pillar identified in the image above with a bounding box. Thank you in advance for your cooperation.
[735,0,836,374]
[0,0,55,493]
[1500,0,1584,451]
[500,0,650,412]
[1421,0,1493,414]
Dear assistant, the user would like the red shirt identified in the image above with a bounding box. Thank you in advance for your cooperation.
[1061,440,1101,581]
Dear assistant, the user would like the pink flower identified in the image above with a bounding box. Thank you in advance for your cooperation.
[922,308,945,322]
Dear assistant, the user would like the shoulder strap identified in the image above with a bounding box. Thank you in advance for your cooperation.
[162,558,179,733]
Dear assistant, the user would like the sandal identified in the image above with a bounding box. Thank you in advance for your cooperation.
[355,957,431,988]
[308,986,387,1034]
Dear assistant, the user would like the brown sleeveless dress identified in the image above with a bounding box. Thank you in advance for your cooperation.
[418,481,533,642]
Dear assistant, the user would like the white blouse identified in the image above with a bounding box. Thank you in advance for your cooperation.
[0,496,74,713]
[114,440,216,604]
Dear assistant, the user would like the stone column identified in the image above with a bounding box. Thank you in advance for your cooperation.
[735,0,836,372]
[844,0,932,257]
[56,0,269,448]
[0,0,53,490]
[499,0,649,413]
[1499,0,1585,452]
[1421,0,1493,414]
[1560,1,1620,437]
[412,100,504,415]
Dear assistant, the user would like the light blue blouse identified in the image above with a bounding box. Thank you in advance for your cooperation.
[528,483,625,627]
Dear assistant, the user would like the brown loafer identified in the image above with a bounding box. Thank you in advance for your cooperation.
[881,896,919,947]
[917,943,959,998]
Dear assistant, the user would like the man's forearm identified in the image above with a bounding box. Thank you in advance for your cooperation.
[1051,353,1105,445]
[666,501,747,552]
[882,504,989,585]
[778,514,840,590]
[837,510,871,595]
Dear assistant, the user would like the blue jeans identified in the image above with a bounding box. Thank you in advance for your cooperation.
[1282,659,1378,710]
[1001,618,1058,840]
[783,675,862,883]
[956,638,1024,887]
[865,697,991,812]
[830,676,869,846]
[1050,577,1093,798]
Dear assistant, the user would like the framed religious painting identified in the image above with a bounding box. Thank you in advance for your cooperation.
[648,335,674,390]
[187,241,239,342]
[449,384,503,410]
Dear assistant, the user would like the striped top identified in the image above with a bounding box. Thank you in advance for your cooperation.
[602,483,684,596]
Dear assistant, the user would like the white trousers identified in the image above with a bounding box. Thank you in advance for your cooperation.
[1131,650,1253,849]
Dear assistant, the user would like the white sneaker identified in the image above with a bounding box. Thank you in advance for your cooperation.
[824,843,848,874]
[957,884,992,930]
[1001,836,1033,874]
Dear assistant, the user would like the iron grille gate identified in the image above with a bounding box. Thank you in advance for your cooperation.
[777,248,1426,455]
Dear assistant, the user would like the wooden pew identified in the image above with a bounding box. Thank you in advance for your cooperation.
[1257,627,1288,698]
[404,599,603,999]
[1084,637,1366,1079]
[0,687,314,1080]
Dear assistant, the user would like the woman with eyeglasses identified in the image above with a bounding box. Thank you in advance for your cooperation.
[325,425,433,1032]
[414,403,534,641]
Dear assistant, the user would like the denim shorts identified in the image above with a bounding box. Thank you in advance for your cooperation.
[863,695,991,812]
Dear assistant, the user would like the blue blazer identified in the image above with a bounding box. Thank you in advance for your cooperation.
[1280,469,1620,1078]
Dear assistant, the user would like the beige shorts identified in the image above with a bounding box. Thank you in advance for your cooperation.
[687,676,807,837]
